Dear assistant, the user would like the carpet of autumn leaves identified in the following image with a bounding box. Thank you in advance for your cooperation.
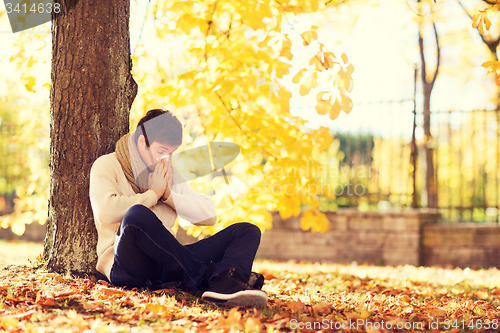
[1,242,500,332]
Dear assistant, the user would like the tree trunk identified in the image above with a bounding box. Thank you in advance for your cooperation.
[418,5,440,209]
[44,0,137,274]
[411,68,419,208]
[423,88,437,208]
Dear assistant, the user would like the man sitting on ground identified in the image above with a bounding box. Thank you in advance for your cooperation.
[89,109,267,308]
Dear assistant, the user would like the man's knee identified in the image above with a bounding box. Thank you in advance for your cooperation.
[122,204,153,228]
[231,222,261,241]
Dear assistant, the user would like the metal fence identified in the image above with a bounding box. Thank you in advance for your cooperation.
[431,109,499,222]
[313,106,500,223]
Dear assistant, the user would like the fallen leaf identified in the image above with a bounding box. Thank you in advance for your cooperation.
[55,291,77,298]
[4,296,25,303]
[430,308,446,317]
[145,303,169,314]
[345,311,361,320]
[218,307,242,327]
[244,317,261,332]
[3,309,36,319]
[0,317,19,329]
[98,286,128,296]
[366,328,383,333]
[360,310,370,319]
[97,280,110,286]
[35,291,58,307]
[81,300,105,311]
[312,302,332,315]
[286,300,305,313]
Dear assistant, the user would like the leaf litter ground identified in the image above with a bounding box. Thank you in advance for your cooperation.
[1,242,500,332]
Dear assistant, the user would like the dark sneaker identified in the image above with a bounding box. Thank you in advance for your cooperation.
[248,272,265,290]
[201,268,268,308]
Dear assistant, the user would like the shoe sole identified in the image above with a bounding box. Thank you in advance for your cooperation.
[202,290,268,308]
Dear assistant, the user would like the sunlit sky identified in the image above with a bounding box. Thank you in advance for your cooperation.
[0,0,497,141]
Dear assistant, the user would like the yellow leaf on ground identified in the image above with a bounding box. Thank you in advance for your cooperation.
[312,302,332,315]
[0,317,19,329]
[145,303,173,316]
[98,286,128,296]
[81,300,105,311]
[430,307,446,317]
[218,307,242,327]
[286,299,305,313]
[244,317,261,332]
[3,309,36,320]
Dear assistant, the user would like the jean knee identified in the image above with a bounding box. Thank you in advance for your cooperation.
[234,222,261,241]
[121,204,151,229]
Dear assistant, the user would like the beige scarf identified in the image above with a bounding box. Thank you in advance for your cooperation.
[115,132,151,194]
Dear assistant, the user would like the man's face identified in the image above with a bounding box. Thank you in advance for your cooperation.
[137,135,178,171]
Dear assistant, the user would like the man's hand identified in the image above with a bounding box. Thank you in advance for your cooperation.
[161,157,173,201]
[148,161,166,201]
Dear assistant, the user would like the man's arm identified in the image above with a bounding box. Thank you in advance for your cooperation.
[89,156,159,225]
[160,168,217,226]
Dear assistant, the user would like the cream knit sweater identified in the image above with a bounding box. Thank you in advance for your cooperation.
[89,152,217,280]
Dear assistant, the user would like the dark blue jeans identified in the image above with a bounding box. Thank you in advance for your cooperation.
[109,204,261,293]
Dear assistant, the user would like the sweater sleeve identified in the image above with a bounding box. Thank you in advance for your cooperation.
[163,168,217,226]
[89,155,159,225]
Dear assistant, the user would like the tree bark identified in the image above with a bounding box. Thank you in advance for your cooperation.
[411,68,419,208]
[44,0,137,274]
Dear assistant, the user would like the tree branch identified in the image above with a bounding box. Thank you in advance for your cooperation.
[430,21,440,88]
[419,25,427,85]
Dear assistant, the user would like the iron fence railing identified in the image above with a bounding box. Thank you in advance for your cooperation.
[311,107,500,223]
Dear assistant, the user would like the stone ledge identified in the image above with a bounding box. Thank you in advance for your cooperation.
[0,222,46,242]
[256,208,441,266]
[422,223,500,268]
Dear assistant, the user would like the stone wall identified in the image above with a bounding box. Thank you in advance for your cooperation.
[422,223,500,268]
[0,221,46,242]
[256,209,440,267]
